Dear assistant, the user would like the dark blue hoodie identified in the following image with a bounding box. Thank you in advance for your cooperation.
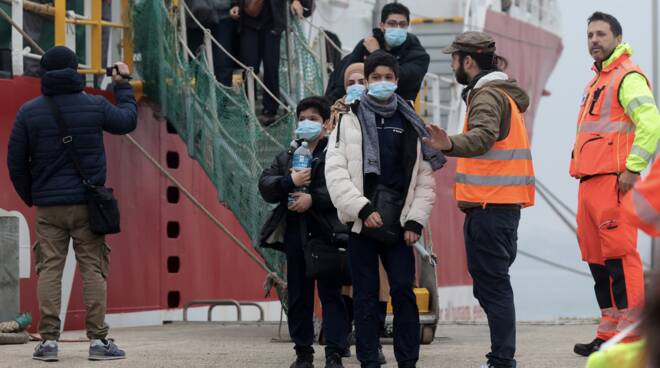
[7,68,137,206]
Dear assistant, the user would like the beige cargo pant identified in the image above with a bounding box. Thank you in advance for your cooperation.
[33,205,110,340]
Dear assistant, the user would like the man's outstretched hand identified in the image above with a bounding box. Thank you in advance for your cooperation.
[422,124,452,151]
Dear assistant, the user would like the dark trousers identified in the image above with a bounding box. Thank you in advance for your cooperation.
[187,18,237,86]
[348,233,419,368]
[239,26,281,114]
[464,207,520,368]
[285,226,348,357]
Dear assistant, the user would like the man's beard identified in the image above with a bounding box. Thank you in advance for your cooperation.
[455,65,469,85]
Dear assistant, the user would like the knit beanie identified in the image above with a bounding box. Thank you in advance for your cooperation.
[40,46,78,72]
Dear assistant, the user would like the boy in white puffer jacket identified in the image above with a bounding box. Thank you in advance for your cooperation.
[325,51,439,368]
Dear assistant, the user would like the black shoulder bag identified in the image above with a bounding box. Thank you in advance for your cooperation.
[46,97,121,235]
[304,210,350,285]
[360,184,404,246]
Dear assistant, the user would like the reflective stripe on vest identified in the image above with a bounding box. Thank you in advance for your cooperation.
[471,148,533,160]
[577,121,636,134]
[570,54,646,178]
[456,173,535,186]
[455,87,535,207]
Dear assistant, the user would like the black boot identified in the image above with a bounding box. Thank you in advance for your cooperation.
[324,352,344,368]
[574,338,605,357]
[290,354,314,368]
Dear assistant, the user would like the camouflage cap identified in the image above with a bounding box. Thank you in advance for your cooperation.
[442,31,496,54]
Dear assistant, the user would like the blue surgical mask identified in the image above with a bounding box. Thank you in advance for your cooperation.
[346,84,366,104]
[295,119,323,141]
[384,28,407,48]
[367,81,398,100]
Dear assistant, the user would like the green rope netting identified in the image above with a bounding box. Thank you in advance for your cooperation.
[132,0,324,301]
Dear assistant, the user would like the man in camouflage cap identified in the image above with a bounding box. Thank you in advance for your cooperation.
[424,31,534,368]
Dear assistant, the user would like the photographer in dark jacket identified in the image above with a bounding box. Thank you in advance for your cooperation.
[259,96,348,368]
[7,46,136,362]
[230,0,314,125]
[325,2,429,103]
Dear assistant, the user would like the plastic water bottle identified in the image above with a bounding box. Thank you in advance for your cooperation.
[289,142,312,206]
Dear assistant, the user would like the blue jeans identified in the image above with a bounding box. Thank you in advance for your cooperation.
[348,233,419,368]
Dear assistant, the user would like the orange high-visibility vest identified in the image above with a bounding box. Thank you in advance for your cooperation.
[570,53,646,178]
[455,88,535,207]
[625,158,660,236]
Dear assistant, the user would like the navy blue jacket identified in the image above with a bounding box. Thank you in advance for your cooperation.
[7,68,138,207]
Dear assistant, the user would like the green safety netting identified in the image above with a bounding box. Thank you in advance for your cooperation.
[132,0,324,301]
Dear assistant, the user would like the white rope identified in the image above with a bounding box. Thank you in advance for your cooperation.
[181,2,291,112]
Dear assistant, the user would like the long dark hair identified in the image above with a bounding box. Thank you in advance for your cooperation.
[459,51,509,72]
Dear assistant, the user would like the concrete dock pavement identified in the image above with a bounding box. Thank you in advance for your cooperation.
[0,322,597,367]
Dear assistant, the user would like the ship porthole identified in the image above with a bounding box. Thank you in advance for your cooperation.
[167,186,180,204]
[166,151,180,169]
[167,256,180,273]
[167,291,180,308]
[167,221,180,238]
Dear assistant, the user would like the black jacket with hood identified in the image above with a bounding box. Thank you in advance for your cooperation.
[258,137,348,252]
[324,28,430,102]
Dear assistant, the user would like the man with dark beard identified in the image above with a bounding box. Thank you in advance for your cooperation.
[423,31,534,368]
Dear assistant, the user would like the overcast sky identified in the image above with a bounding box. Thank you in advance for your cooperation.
[513,0,657,320]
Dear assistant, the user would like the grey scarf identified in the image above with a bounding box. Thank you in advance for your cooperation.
[357,93,446,176]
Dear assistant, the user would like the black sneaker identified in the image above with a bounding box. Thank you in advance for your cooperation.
[325,352,344,368]
[378,346,386,365]
[88,338,126,361]
[574,338,605,357]
[290,355,314,368]
[32,341,58,362]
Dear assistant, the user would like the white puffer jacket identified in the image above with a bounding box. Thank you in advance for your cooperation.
[325,111,436,234]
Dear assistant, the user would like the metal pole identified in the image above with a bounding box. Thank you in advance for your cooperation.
[54,0,65,45]
[246,67,256,112]
[10,0,23,75]
[318,29,328,92]
[178,0,188,62]
[203,29,213,72]
[120,0,133,70]
[285,8,296,99]
[652,0,660,271]
[431,75,441,124]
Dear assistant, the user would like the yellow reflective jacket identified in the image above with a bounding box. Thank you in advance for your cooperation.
[586,340,647,368]
[604,44,660,173]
